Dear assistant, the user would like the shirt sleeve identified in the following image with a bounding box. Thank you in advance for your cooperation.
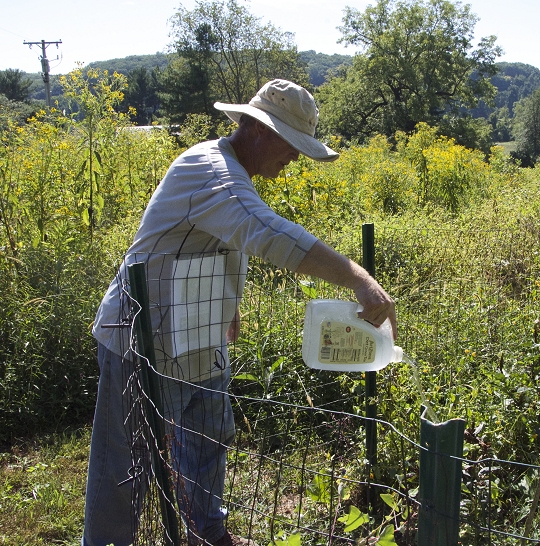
[175,141,318,270]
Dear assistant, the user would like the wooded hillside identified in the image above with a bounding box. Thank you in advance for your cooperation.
[3,0,540,161]
[22,53,540,109]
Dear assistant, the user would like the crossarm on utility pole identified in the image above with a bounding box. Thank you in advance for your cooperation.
[23,39,62,107]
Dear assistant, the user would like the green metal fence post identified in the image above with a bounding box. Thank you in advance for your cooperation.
[362,223,377,469]
[362,223,379,520]
[128,262,180,546]
[418,409,465,546]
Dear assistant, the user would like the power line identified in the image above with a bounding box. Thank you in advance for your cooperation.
[23,39,62,107]
[0,26,25,39]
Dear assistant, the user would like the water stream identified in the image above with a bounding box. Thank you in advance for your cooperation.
[402,352,439,423]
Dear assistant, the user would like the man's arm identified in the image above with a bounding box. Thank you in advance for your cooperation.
[296,240,397,339]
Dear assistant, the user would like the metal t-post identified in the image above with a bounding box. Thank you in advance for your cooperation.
[418,409,465,546]
[362,223,378,519]
[362,223,377,469]
[128,262,180,546]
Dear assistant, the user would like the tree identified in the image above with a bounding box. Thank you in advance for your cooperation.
[512,87,540,165]
[162,20,217,119]
[158,56,199,125]
[123,67,160,125]
[317,0,501,144]
[0,69,33,103]
[0,95,38,128]
[299,50,353,87]
[164,0,309,121]
[488,106,512,142]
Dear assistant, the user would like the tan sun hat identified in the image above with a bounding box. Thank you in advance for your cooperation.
[214,79,339,162]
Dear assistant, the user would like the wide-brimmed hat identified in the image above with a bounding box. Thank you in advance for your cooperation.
[214,79,339,162]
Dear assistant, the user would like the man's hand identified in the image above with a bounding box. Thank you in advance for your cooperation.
[296,240,397,340]
[353,275,397,339]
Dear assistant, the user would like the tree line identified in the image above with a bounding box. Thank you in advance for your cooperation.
[1,0,540,163]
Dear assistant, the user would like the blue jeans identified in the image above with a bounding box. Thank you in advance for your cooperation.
[82,344,235,546]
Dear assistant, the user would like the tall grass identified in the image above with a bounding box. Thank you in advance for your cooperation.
[0,67,539,543]
[0,429,90,545]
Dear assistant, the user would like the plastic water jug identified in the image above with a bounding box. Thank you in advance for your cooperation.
[302,299,403,372]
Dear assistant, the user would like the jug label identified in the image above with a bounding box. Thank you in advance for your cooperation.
[319,321,376,364]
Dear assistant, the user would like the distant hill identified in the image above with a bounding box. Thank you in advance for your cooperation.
[24,72,62,104]
[472,62,540,118]
[20,54,540,123]
[299,50,353,87]
[24,50,352,101]
[83,51,352,87]
[493,62,540,113]
[86,52,171,75]
[22,52,171,104]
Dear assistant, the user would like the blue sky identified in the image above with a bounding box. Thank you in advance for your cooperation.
[1,0,539,74]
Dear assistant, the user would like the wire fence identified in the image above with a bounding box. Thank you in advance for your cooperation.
[115,222,540,545]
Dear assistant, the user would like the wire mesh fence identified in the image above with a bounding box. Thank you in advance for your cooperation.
[112,222,540,545]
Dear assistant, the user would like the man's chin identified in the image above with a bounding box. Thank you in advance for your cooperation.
[260,168,283,179]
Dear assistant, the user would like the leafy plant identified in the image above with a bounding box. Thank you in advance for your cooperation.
[60,67,130,237]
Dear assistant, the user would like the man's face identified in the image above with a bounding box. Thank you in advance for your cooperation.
[255,125,300,178]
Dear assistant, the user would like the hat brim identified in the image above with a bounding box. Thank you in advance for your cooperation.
[214,102,339,162]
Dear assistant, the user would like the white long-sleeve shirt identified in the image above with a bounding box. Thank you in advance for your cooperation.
[93,137,317,381]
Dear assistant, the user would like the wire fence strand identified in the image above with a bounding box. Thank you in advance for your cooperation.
[118,223,539,545]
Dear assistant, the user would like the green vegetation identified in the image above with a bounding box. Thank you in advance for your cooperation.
[162,0,309,124]
[473,62,540,119]
[3,0,539,148]
[0,429,90,545]
[513,87,540,165]
[86,52,171,75]
[0,0,540,541]
[0,68,179,443]
[473,62,540,148]
[299,50,353,87]
[1,64,539,543]
[0,69,33,103]
[317,0,500,150]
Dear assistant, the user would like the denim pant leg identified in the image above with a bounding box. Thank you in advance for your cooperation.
[163,367,236,544]
[82,344,141,546]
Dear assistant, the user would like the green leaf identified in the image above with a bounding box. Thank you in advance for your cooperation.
[337,505,369,532]
[75,159,88,181]
[377,524,397,545]
[233,373,258,381]
[299,282,317,298]
[380,493,398,511]
[272,532,301,546]
[307,474,331,503]
[401,505,410,520]
[270,356,286,372]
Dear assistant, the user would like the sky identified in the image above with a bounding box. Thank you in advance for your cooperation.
[0,0,539,75]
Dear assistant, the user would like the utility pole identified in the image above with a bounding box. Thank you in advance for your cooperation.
[23,39,62,107]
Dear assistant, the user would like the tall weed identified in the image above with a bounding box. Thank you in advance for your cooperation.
[0,69,178,440]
